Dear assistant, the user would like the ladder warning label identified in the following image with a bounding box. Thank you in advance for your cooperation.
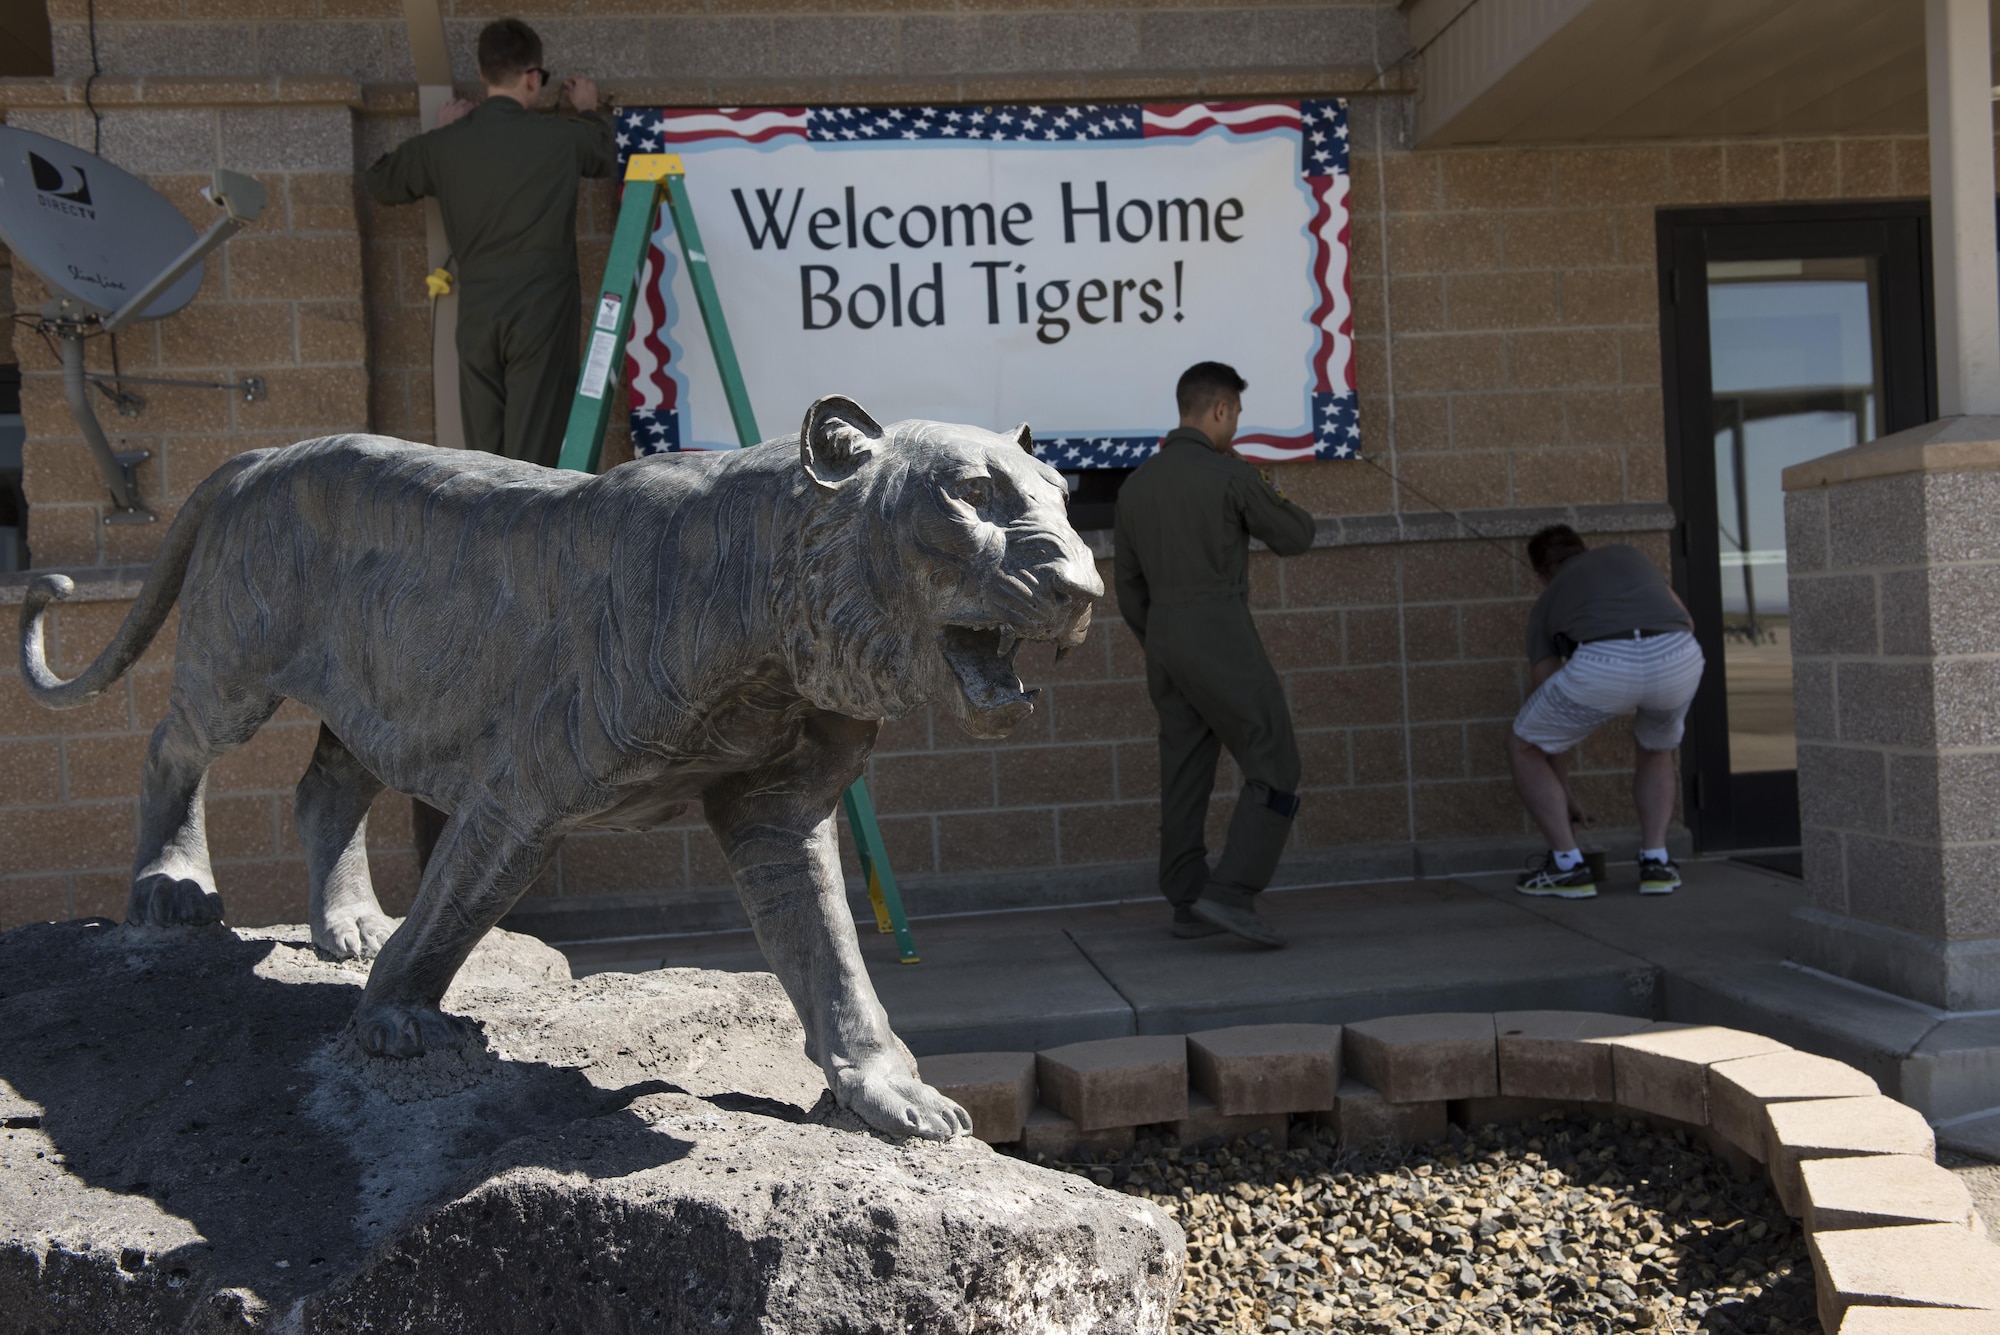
[580,327,619,400]
[594,293,622,331]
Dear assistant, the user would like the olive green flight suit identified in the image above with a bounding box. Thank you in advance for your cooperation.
[364,97,617,468]
[1114,427,1317,911]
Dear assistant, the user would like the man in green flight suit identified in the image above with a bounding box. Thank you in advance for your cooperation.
[1115,362,1318,948]
[363,18,616,468]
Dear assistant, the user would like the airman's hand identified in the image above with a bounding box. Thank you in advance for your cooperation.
[564,76,600,113]
[438,97,476,128]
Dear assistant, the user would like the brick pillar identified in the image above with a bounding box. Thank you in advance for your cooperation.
[1785,415,2000,1010]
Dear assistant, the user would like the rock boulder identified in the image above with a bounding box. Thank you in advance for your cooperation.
[0,920,1180,1333]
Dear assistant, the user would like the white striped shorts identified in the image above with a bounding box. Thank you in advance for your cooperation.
[1513,631,1706,755]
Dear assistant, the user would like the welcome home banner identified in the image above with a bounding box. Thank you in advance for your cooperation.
[613,99,1359,467]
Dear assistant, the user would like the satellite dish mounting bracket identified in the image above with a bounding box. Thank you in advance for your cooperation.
[106,451,152,525]
[101,169,265,335]
[27,168,269,522]
[42,299,150,522]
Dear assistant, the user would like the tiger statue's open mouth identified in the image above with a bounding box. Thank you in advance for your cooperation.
[939,607,1089,730]
[925,471,1099,737]
[941,623,1034,712]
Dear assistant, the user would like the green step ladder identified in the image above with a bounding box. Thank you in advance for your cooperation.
[557,152,920,964]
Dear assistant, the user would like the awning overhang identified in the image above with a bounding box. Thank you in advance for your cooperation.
[1406,0,1979,147]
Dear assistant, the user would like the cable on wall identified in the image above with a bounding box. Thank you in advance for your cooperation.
[84,0,104,155]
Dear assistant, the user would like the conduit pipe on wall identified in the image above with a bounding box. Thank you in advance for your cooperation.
[401,0,466,451]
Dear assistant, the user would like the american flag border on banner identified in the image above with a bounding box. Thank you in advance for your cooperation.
[617,99,1358,467]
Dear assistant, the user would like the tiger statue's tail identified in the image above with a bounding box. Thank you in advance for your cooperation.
[19,451,264,709]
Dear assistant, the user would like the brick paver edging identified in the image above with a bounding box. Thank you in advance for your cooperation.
[915,1012,2000,1332]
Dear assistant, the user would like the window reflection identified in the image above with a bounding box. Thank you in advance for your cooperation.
[1706,257,1884,773]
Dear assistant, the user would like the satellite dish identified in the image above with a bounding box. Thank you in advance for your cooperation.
[0,126,205,319]
[0,128,266,522]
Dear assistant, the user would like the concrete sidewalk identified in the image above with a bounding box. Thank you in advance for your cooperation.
[559,858,2000,1146]
[562,858,1781,1054]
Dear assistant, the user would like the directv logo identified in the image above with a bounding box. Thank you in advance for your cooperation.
[29,152,94,221]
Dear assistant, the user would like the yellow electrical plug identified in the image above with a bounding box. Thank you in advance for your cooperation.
[425,268,453,299]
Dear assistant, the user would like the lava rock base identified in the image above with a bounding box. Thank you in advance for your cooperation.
[0,919,1180,1334]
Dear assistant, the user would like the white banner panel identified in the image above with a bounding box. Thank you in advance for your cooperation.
[616,100,1358,466]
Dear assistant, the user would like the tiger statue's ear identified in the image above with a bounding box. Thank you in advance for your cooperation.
[800,394,884,492]
[1011,423,1034,455]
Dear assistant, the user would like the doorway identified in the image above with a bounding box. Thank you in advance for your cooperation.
[1657,203,1935,854]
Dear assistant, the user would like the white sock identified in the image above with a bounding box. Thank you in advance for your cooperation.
[1641,847,1670,864]
[1552,848,1584,871]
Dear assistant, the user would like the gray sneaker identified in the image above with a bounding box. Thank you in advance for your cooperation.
[1172,907,1225,938]
[1190,896,1285,948]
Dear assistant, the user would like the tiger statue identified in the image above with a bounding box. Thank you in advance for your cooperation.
[19,395,1102,1140]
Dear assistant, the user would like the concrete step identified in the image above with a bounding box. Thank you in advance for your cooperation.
[555,860,2000,1128]
[1067,879,1659,1035]
[1939,1112,2000,1160]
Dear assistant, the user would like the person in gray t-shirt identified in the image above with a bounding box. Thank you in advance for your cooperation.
[1508,526,1704,900]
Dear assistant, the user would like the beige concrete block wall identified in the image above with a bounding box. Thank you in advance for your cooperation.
[1337,134,1927,521]
[0,0,1950,934]
[41,0,1406,103]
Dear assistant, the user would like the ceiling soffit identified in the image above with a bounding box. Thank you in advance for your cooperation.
[1406,0,1972,146]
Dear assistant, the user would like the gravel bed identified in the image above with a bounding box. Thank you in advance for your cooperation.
[1030,1113,1816,1334]
[1938,1149,2000,1239]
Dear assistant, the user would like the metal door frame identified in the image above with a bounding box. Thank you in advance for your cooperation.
[1656,200,1936,853]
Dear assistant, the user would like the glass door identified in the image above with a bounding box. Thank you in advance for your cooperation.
[1659,205,1934,853]
[1709,257,1883,777]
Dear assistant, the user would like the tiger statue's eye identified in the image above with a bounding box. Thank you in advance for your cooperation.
[958,477,991,508]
